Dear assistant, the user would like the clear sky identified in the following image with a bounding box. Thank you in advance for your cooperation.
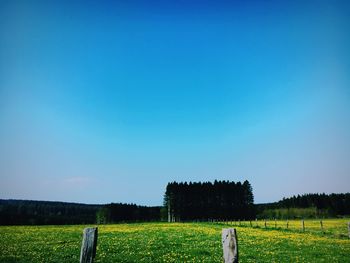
[1,0,349,205]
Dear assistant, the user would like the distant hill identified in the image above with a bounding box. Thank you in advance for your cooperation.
[256,193,350,219]
[0,199,102,225]
[0,199,161,225]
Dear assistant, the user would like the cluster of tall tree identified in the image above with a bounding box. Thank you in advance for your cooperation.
[164,180,255,222]
[96,203,161,223]
[256,193,350,219]
[0,199,100,225]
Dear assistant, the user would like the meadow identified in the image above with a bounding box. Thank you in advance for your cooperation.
[0,219,349,262]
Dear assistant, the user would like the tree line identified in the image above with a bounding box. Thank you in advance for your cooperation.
[164,180,255,222]
[96,203,161,223]
[0,199,161,225]
[0,199,100,225]
[3,190,348,225]
[256,193,350,219]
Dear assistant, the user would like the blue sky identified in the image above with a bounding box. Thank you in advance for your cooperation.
[1,0,349,205]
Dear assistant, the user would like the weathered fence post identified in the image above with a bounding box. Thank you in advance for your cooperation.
[249,220,252,227]
[301,220,305,232]
[286,220,289,229]
[80,227,98,263]
[264,219,267,228]
[222,228,238,263]
[320,220,323,233]
[348,222,350,238]
[274,218,277,228]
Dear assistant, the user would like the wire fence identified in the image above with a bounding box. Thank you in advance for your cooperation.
[213,218,350,238]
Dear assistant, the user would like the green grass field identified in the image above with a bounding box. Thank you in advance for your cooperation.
[0,219,349,262]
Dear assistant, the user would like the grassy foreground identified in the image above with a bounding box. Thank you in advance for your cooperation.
[0,219,349,262]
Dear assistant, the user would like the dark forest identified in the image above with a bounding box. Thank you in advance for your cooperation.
[1,186,349,225]
[164,180,255,221]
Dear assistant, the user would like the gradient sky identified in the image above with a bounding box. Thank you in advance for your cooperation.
[1,0,349,205]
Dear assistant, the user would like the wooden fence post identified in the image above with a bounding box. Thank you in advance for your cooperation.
[264,219,267,228]
[348,222,350,238]
[274,218,277,228]
[320,220,323,233]
[286,220,289,229]
[222,228,238,263]
[80,227,98,263]
[301,220,305,232]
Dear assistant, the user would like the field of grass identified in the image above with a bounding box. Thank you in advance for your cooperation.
[0,219,349,262]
